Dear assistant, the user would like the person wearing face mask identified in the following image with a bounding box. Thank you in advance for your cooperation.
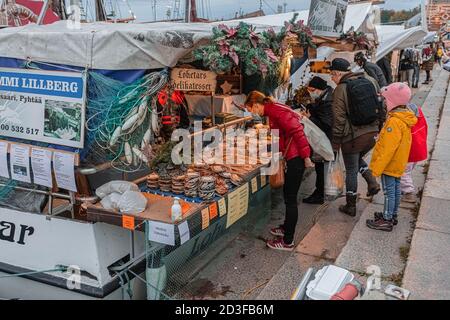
[327,58,382,217]
[245,91,314,251]
[302,76,334,205]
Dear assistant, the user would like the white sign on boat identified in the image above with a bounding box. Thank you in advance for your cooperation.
[0,68,86,148]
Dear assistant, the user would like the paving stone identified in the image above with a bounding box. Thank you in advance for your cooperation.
[256,253,329,300]
[296,199,364,260]
[416,197,450,235]
[402,229,450,300]
[435,115,450,141]
[335,203,415,277]
[430,139,450,160]
[422,162,450,201]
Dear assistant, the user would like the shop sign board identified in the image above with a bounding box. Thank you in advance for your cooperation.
[0,68,86,148]
[170,68,217,92]
[307,0,348,38]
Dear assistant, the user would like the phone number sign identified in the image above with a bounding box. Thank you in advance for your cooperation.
[0,68,86,148]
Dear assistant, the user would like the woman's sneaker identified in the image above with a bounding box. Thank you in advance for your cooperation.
[374,212,398,226]
[366,216,393,231]
[266,238,294,251]
[269,226,285,237]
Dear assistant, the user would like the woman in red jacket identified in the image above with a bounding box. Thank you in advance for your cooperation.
[401,103,428,202]
[245,91,314,251]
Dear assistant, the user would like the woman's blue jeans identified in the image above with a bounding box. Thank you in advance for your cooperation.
[381,174,401,220]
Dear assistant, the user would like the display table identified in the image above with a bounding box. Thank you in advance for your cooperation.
[86,164,268,239]
[185,94,246,117]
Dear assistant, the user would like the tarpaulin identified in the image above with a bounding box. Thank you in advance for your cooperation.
[375,25,427,61]
[0,3,374,71]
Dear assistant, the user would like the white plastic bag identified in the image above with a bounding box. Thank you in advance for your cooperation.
[96,181,139,199]
[324,150,345,201]
[299,116,334,161]
[118,190,147,214]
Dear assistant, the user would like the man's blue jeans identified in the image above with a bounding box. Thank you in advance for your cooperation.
[381,174,401,220]
[412,64,420,87]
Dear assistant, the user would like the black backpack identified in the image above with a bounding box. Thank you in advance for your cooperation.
[342,77,381,126]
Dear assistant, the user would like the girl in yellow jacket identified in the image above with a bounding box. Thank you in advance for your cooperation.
[367,83,417,232]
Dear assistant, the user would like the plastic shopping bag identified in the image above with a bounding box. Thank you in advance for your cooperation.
[324,150,345,201]
[299,115,334,161]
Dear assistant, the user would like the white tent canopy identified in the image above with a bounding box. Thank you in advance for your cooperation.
[375,25,427,61]
[0,3,375,70]
[228,2,373,34]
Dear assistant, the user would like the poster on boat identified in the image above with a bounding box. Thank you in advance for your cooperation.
[307,0,348,38]
[0,68,86,148]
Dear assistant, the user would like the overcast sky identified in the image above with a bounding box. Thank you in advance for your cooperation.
[118,0,424,22]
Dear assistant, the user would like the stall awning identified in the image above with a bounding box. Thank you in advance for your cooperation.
[227,2,373,34]
[0,3,375,71]
[376,25,427,61]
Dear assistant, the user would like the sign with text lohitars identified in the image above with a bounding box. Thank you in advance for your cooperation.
[170,68,217,92]
[0,68,86,148]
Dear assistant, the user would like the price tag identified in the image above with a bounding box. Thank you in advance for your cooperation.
[209,202,218,219]
[261,174,267,187]
[218,198,227,216]
[201,208,210,230]
[122,215,135,230]
[251,177,258,193]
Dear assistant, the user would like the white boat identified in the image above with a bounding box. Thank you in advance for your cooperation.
[0,204,147,299]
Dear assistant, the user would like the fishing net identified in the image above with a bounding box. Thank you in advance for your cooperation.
[144,184,272,300]
[0,178,47,213]
[83,69,170,172]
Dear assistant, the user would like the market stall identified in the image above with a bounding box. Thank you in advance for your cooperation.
[0,0,383,299]
[0,16,297,299]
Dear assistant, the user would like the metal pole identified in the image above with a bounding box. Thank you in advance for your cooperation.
[211,94,216,126]
[37,0,50,25]
[184,0,190,22]
[130,230,135,259]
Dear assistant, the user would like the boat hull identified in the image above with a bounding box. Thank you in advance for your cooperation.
[0,206,146,299]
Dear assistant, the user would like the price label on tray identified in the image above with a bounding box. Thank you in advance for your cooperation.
[218,198,227,217]
[261,174,267,187]
[251,177,258,193]
[201,208,210,230]
[209,203,218,219]
[122,215,135,230]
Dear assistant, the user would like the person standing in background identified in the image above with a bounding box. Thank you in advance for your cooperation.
[367,83,417,231]
[354,52,388,88]
[411,47,422,88]
[422,44,435,84]
[401,103,428,203]
[436,45,443,67]
[399,49,414,87]
[327,58,382,217]
[376,54,393,85]
[302,76,334,205]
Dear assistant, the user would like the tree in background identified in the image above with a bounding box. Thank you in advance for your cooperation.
[381,6,421,24]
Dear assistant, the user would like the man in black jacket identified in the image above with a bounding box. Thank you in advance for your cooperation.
[303,76,334,204]
[354,52,387,88]
[376,55,393,85]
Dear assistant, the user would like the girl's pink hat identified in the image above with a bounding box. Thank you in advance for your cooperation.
[380,82,412,112]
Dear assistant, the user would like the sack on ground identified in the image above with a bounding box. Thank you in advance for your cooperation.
[324,150,345,201]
